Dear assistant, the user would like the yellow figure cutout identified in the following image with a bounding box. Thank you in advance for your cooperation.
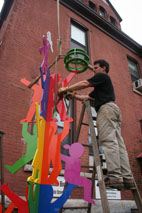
[27,103,46,184]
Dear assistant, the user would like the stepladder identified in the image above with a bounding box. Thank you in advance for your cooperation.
[75,100,110,213]
[75,100,142,213]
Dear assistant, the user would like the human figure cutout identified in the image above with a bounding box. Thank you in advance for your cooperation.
[27,182,40,213]
[40,32,53,73]
[40,68,50,120]
[27,103,46,184]
[20,78,43,123]
[57,72,76,121]
[45,73,60,121]
[40,70,61,121]
[27,182,76,213]
[5,122,37,174]
[41,117,73,185]
[0,202,15,213]
[1,184,29,213]
[61,143,95,204]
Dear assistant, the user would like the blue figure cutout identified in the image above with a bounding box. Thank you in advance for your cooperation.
[5,122,37,174]
[40,68,50,120]
[38,184,77,213]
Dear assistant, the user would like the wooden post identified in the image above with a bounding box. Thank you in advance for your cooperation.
[0,131,5,213]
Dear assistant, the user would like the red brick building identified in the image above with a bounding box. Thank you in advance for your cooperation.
[0,0,142,211]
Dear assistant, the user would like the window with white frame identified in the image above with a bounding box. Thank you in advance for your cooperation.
[70,21,88,53]
[127,57,140,82]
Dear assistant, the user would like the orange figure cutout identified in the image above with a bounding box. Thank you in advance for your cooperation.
[41,118,73,185]
[27,103,46,184]
[0,202,15,213]
[20,78,43,123]
[5,202,15,213]
[1,184,29,213]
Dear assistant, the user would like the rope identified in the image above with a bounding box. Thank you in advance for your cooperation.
[54,0,61,111]
[54,56,58,110]
[57,0,62,55]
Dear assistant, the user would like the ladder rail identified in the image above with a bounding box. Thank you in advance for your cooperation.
[75,103,86,142]
[131,180,142,213]
[85,100,110,213]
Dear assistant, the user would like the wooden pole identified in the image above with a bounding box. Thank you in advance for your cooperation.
[0,131,5,213]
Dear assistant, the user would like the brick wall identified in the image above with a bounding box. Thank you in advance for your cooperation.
[0,0,142,200]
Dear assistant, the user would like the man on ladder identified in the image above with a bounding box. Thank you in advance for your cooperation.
[58,59,135,191]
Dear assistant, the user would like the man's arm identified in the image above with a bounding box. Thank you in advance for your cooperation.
[58,80,92,94]
[73,94,93,101]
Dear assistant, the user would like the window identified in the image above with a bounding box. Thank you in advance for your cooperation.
[127,57,140,82]
[89,1,96,11]
[140,120,142,133]
[0,0,14,28]
[99,6,107,19]
[110,16,117,27]
[70,21,88,53]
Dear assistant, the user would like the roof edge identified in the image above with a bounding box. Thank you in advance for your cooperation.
[106,0,122,22]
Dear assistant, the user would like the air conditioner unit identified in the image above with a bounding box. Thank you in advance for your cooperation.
[133,79,142,92]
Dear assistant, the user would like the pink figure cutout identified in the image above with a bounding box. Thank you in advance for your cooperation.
[61,143,95,204]
[1,184,29,213]
[20,78,43,123]
[40,35,50,73]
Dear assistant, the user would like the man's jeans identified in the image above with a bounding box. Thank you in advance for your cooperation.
[96,102,133,182]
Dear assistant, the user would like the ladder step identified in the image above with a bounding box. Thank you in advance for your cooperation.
[81,122,97,128]
[81,165,95,169]
[82,143,91,147]
[62,206,89,210]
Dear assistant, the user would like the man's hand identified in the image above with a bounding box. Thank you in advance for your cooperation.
[64,91,76,100]
[58,86,68,96]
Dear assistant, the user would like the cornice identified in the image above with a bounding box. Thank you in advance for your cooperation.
[60,0,142,57]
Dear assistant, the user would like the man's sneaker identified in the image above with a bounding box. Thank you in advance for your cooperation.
[105,178,124,190]
[124,181,136,190]
[97,177,124,190]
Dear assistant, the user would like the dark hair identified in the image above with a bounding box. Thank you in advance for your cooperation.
[94,59,109,73]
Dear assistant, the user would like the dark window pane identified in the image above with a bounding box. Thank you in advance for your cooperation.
[127,57,140,82]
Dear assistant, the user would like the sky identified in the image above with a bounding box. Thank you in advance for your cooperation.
[0,0,142,45]
[109,0,142,45]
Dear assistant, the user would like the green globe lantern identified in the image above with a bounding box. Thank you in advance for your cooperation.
[64,48,90,73]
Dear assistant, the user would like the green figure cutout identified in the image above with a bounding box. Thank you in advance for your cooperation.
[28,182,40,213]
[5,122,37,174]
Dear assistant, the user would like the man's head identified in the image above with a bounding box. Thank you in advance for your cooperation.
[93,59,109,74]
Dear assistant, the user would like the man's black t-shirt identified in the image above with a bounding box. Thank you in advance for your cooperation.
[87,73,115,111]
